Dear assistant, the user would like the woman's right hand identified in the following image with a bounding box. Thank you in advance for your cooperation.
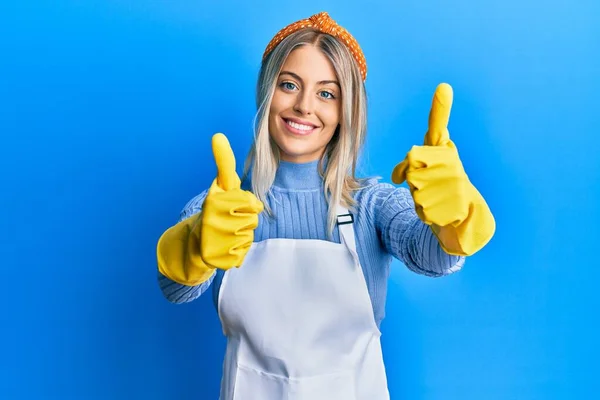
[200,133,264,270]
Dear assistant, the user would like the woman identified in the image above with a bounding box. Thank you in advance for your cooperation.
[156,11,495,400]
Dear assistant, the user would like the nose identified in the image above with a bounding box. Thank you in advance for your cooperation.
[293,90,314,115]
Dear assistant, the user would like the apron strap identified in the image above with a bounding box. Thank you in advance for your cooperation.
[336,205,359,260]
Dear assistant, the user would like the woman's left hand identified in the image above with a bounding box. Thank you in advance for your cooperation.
[391,83,495,256]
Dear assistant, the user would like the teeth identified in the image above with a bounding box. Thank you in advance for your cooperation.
[287,120,313,131]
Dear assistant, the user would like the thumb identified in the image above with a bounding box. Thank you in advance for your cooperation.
[424,83,453,147]
[212,133,241,191]
[391,158,409,184]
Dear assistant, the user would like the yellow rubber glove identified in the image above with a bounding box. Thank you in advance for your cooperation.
[157,209,215,286]
[391,83,495,256]
[200,133,264,269]
[156,133,264,285]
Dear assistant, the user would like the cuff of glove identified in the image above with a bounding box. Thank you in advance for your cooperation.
[156,216,216,286]
[430,186,496,256]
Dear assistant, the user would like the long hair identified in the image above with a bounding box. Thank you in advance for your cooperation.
[242,28,369,237]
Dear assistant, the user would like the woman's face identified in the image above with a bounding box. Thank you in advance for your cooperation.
[268,45,341,163]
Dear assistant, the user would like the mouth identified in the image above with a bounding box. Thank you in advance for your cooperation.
[282,117,318,136]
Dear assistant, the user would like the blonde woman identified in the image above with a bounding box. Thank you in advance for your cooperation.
[156,11,495,400]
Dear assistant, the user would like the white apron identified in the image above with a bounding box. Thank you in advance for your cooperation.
[217,206,389,400]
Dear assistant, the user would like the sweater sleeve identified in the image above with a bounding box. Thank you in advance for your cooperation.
[157,190,216,304]
[372,182,465,277]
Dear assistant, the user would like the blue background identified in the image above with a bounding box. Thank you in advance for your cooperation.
[1,1,598,399]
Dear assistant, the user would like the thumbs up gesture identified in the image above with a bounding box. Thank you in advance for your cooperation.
[200,133,264,269]
[391,84,495,256]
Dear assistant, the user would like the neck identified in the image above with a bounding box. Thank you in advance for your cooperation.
[273,159,323,190]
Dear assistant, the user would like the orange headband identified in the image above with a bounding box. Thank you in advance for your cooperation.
[262,11,367,81]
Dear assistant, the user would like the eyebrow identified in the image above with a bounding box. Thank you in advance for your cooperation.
[279,71,340,88]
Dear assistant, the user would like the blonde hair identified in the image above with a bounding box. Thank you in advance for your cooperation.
[242,28,369,237]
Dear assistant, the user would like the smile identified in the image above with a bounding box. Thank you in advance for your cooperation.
[283,118,317,136]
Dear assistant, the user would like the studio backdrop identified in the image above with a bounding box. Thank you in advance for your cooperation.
[1,1,598,399]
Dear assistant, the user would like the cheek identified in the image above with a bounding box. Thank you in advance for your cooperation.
[271,91,293,114]
[269,99,280,121]
[268,98,284,128]
[322,106,341,130]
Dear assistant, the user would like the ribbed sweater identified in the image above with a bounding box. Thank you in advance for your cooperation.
[158,159,465,327]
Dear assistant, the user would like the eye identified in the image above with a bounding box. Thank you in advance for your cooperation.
[319,91,336,100]
[280,81,297,91]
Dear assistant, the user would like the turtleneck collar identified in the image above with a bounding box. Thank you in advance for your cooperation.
[273,159,324,190]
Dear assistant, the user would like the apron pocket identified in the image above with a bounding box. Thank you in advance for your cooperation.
[233,363,356,400]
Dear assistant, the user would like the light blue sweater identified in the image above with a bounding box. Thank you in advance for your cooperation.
[158,159,465,328]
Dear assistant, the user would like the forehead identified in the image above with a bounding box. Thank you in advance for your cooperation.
[281,45,337,81]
